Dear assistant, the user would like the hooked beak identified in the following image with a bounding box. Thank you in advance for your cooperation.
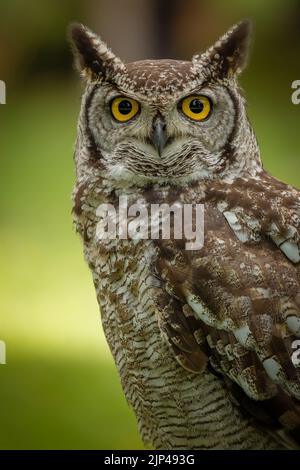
[151,115,168,157]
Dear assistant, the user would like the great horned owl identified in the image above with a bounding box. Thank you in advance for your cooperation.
[69,21,300,449]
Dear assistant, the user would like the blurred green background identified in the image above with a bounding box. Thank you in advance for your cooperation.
[0,0,300,450]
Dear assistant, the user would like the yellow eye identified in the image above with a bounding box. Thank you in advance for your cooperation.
[111,96,139,122]
[181,95,212,121]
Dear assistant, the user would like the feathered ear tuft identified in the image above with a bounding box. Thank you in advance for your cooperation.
[68,23,125,81]
[193,20,253,79]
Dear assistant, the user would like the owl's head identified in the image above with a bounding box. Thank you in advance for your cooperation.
[70,21,261,188]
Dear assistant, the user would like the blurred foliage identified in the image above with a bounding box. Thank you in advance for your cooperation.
[0,0,300,450]
[0,84,143,449]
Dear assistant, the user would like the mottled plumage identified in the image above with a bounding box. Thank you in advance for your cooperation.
[70,21,300,449]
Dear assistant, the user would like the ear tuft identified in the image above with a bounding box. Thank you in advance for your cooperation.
[68,23,125,81]
[68,23,104,77]
[193,20,253,78]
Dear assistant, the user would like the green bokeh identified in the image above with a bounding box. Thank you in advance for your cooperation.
[0,84,143,449]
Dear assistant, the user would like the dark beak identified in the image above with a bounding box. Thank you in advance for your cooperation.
[151,115,168,157]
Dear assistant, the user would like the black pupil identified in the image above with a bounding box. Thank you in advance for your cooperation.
[118,100,132,115]
[189,98,204,113]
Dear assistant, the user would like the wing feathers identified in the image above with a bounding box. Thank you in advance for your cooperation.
[152,171,300,446]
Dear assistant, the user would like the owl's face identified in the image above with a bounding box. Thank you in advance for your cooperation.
[71,21,261,188]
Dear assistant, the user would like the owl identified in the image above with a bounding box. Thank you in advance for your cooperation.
[69,20,300,449]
